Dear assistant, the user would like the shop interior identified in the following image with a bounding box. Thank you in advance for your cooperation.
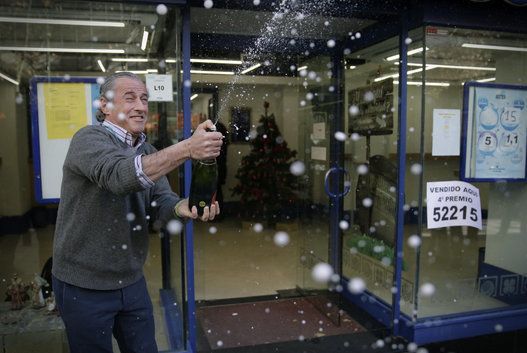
[1,1,527,353]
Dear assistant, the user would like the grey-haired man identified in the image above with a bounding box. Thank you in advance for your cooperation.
[52,72,222,353]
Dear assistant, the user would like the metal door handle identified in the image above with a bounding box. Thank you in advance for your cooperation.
[324,166,351,198]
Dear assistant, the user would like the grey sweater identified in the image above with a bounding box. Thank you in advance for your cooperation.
[52,125,182,290]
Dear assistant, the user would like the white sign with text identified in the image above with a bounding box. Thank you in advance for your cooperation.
[426,181,482,229]
[146,74,173,102]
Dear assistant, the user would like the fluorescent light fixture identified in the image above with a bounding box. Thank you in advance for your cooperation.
[166,58,243,64]
[0,46,125,54]
[428,63,495,71]
[394,80,450,87]
[111,58,149,62]
[386,47,428,61]
[347,65,357,69]
[397,62,496,71]
[297,65,308,71]
[477,77,496,82]
[0,16,125,27]
[462,43,527,53]
[97,60,106,72]
[190,70,235,75]
[0,71,19,85]
[191,94,198,100]
[190,58,243,65]
[116,69,158,74]
[374,67,430,82]
[141,31,149,51]
[241,63,262,74]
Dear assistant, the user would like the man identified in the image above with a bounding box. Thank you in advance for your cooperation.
[52,72,223,353]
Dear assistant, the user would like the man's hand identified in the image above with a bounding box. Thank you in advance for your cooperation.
[188,120,223,160]
[175,198,220,221]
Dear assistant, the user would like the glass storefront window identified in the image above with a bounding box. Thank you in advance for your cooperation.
[341,28,424,315]
[341,34,402,308]
[410,26,527,318]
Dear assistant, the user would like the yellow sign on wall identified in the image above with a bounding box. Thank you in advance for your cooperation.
[43,83,87,139]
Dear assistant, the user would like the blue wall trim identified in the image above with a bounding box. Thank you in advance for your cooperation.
[400,306,527,345]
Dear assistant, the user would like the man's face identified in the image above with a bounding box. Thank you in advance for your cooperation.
[100,77,149,136]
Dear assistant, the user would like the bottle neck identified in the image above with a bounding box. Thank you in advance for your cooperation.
[198,159,216,165]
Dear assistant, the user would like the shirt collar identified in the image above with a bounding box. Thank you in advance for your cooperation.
[101,120,146,148]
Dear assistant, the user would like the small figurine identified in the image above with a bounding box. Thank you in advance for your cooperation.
[45,292,58,314]
[6,275,28,310]
[30,273,48,308]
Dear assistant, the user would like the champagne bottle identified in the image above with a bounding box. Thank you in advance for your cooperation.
[189,127,218,216]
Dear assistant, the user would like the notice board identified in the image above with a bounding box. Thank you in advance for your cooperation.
[461,82,527,182]
[30,77,100,203]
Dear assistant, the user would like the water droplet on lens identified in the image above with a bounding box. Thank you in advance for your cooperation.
[334,131,347,141]
[419,283,435,297]
[290,161,306,176]
[357,164,368,175]
[408,235,421,248]
[273,231,290,247]
[311,262,334,283]
[348,277,366,294]
[167,220,183,234]
[156,4,168,15]
[253,223,263,233]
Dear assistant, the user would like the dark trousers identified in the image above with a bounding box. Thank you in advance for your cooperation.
[52,275,158,353]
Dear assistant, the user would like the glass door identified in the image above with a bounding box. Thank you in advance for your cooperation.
[187,2,390,350]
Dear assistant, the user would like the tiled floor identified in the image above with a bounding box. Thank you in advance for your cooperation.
[0,218,512,352]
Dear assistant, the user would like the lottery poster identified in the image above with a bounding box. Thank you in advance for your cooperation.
[462,82,527,181]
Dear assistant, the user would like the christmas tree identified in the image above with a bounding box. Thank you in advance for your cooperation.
[232,102,299,223]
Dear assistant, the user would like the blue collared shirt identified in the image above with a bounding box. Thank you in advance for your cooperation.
[101,120,154,188]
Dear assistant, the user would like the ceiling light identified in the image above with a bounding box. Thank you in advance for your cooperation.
[116,69,158,74]
[190,70,235,75]
[386,47,429,61]
[190,58,243,65]
[374,67,432,82]
[394,80,450,87]
[0,46,125,54]
[0,71,19,85]
[165,59,176,63]
[97,60,106,72]
[241,63,261,74]
[0,16,125,27]
[397,62,496,71]
[428,64,495,71]
[141,31,149,51]
[297,65,308,71]
[191,94,198,100]
[476,77,496,82]
[462,43,527,52]
[111,58,149,62]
